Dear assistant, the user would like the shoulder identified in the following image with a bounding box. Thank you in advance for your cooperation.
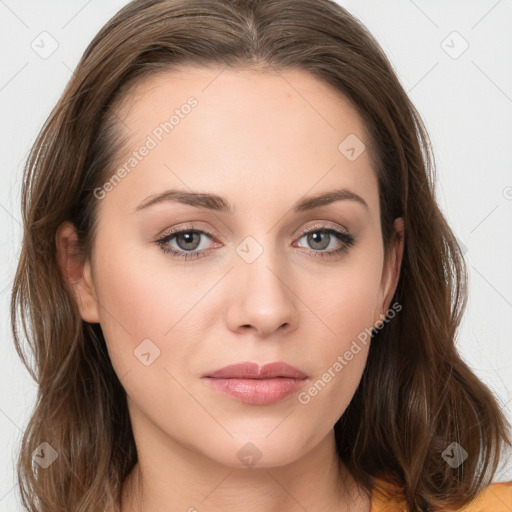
[370,477,407,512]
[370,478,512,512]
[460,481,512,511]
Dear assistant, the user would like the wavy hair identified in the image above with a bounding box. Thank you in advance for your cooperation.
[11,0,510,510]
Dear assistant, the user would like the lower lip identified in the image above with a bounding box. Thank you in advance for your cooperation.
[203,377,307,405]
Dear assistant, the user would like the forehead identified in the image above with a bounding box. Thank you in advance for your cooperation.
[100,65,378,216]
[120,65,361,113]
[115,65,369,156]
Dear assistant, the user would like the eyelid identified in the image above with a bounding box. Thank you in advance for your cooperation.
[156,222,217,240]
[156,221,349,244]
[298,221,350,236]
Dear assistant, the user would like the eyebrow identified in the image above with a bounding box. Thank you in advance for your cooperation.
[133,187,369,214]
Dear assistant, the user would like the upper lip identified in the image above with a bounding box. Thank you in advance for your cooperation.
[204,361,308,379]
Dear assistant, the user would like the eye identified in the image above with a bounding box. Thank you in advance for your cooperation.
[294,225,355,258]
[156,226,217,261]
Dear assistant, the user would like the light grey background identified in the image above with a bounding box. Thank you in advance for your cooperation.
[1,1,511,510]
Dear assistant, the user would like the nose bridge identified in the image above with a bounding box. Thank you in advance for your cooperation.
[228,232,298,334]
[236,232,289,299]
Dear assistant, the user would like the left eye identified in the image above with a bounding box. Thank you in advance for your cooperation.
[296,228,347,251]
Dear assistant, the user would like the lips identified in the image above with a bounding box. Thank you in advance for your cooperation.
[202,361,308,405]
[204,361,308,380]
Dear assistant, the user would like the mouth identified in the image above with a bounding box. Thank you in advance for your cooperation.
[202,361,309,405]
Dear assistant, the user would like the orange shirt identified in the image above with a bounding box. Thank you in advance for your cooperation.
[370,477,512,511]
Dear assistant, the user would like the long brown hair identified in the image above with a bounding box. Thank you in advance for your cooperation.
[11,0,510,510]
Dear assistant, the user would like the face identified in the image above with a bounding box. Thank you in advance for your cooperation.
[59,66,403,469]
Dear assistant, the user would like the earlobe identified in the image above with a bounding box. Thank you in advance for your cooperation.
[55,221,100,323]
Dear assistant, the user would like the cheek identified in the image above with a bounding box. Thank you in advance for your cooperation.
[305,247,384,347]
[90,236,195,373]
[295,246,383,412]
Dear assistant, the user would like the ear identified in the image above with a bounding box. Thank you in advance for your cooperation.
[374,217,404,321]
[55,221,100,323]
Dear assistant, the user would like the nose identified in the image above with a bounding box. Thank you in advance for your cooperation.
[224,242,299,338]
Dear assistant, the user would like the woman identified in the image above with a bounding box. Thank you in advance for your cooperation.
[11,0,511,510]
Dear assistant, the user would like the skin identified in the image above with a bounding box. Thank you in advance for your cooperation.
[56,66,404,512]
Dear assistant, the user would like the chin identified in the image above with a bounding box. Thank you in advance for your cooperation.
[199,429,316,469]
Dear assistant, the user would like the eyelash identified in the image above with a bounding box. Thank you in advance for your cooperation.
[155,223,356,261]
